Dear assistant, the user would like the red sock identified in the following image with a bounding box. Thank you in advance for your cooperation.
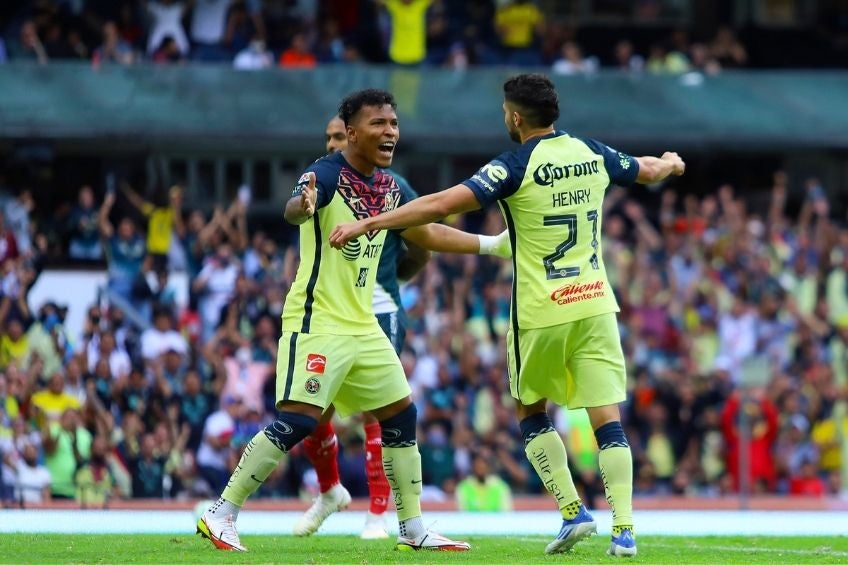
[303,423,340,494]
[364,422,390,515]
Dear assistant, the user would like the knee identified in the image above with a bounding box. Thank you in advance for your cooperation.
[264,412,318,453]
[379,403,417,447]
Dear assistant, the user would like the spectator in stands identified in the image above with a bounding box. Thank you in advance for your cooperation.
[86,330,131,381]
[14,443,51,504]
[494,0,543,66]
[376,0,433,66]
[144,0,190,57]
[689,42,720,75]
[98,191,146,306]
[30,373,80,424]
[67,185,103,261]
[93,21,135,66]
[721,390,779,492]
[710,25,747,68]
[193,242,239,342]
[551,41,598,75]
[152,36,186,63]
[121,182,184,273]
[74,435,115,508]
[4,189,34,258]
[0,210,20,266]
[42,408,91,499]
[233,38,273,70]
[129,433,167,498]
[9,21,49,64]
[141,308,188,362]
[189,0,236,61]
[646,42,689,74]
[612,39,644,72]
[456,450,512,512]
[278,32,317,68]
[196,395,240,493]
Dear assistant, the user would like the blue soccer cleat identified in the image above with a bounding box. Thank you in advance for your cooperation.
[607,527,637,557]
[544,506,597,554]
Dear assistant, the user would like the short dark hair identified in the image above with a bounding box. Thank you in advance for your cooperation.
[338,89,397,126]
[503,74,560,128]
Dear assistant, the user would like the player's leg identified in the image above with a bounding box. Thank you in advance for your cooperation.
[587,404,636,557]
[335,332,469,551]
[568,313,635,557]
[198,332,352,551]
[507,323,596,554]
[361,411,390,539]
[361,310,404,539]
[294,404,352,536]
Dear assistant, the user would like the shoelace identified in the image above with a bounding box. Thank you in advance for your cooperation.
[221,514,240,543]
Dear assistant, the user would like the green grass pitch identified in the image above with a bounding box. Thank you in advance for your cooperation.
[2,534,847,564]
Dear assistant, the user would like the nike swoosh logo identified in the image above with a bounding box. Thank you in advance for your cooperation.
[411,479,422,484]
[250,474,262,483]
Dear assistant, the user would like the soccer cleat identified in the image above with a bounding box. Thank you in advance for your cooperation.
[544,506,597,555]
[293,483,352,536]
[360,511,390,540]
[396,530,471,551]
[196,511,247,552]
[607,527,637,557]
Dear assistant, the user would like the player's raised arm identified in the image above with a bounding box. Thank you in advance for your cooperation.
[284,171,317,225]
[328,183,480,248]
[635,152,686,184]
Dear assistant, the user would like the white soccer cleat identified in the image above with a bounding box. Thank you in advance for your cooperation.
[360,511,390,540]
[293,483,352,536]
[396,530,471,552]
[196,511,247,552]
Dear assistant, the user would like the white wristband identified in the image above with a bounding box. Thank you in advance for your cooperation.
[478,234,497,255]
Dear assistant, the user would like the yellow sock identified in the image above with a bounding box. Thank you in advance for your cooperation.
[222,431,285,506]
[598,446,634,528]
[382,445,422,521]
[524,430,581,518]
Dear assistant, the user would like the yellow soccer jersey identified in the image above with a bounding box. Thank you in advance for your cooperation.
[463,132,639,330]
[282,152,409,335]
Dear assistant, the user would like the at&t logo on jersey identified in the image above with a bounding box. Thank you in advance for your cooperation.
[550,281,605,305]
[306,353,326,374]
[341,238,361,261]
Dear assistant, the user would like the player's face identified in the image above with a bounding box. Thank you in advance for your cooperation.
[325,116,347,153]
[348,104,398,168]
[503,101,522,143]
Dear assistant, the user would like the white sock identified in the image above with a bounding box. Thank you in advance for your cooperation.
[208,497,241,520]
[399,516,424,539]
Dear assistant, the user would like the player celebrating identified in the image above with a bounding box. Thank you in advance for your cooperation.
[296,115,505,539]
[329,74,685,558]
[197,89,509,552]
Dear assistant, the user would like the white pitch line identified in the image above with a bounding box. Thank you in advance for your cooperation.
[649,542,848,558]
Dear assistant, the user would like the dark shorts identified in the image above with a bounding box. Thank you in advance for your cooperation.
[376,311,406,355]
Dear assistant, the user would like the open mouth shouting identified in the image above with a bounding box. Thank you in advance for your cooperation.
[378,140,396,160]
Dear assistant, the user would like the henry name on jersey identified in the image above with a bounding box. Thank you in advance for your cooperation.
[534,159,600,207]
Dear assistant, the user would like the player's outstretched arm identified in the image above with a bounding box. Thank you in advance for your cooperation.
[284,171,317,225]
[635,152,685,184]
[401,225,512,257]
[396,239,431,281]
[329,184,480,248]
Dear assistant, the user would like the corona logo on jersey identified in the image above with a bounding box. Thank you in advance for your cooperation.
[550,280,605,305]
[533,160,600,188]
[305,353,326,374]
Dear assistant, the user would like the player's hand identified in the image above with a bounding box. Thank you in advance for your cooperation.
[329,221,367,249]
[662,152,685,176]
[663,151,685,176]
[299,172,317,217]
[491,229,512,258]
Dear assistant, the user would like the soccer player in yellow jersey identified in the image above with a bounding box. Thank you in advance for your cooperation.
[197,89,509,552]
[330,74,686,558]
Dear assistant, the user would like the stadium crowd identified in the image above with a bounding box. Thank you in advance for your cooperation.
[0,165,847,508]
[0,0,806,73]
